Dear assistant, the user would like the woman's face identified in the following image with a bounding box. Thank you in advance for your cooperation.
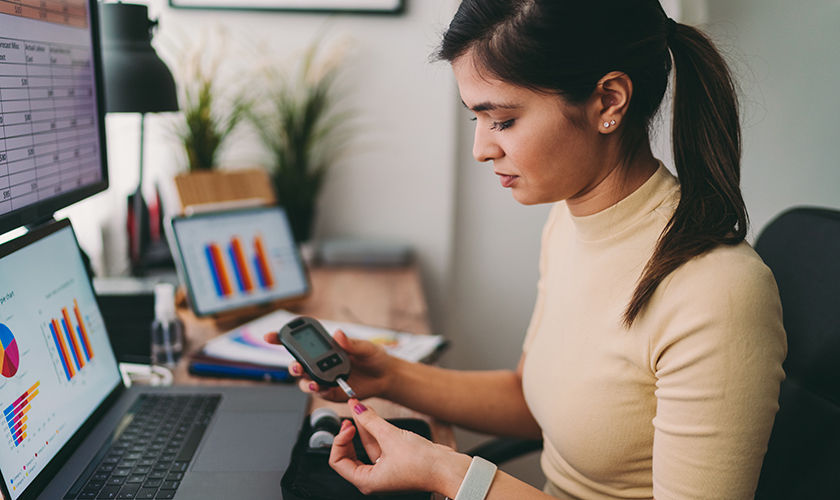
[452,51,610,207]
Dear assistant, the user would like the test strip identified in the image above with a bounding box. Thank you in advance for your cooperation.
[336,377,356,399]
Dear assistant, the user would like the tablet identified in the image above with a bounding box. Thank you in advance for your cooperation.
[168,206,310,316]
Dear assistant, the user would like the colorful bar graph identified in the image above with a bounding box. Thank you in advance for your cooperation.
[50,319,74,380]
[253,235,275,290]
[205,243,233,297]
[48,301,93,382]
[4,381,40,447]
[74,299,93,361]
[205,236,276,298]
[62,307,85,371]
[229,237,255,293]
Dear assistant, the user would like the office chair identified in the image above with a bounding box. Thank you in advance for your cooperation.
[468,206,840,499]
[753,207,840,499]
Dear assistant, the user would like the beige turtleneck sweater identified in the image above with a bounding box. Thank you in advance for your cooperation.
[521,164,786,499]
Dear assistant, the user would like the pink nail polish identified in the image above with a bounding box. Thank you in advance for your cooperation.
[353,403,367,415]
[309,383,318,392]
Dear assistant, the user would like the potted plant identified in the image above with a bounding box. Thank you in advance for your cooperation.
[175,56,247,172]
[251,41,351,243]
[167,37,276,212]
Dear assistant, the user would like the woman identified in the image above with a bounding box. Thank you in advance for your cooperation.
[269,1,787,498]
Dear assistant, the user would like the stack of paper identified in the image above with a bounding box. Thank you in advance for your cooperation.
[198,309,447,370]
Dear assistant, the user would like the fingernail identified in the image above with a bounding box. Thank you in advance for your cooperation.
[353,403,367,415]
[290,365,299,375]
[309,383,318,392]
[340,419,352,430]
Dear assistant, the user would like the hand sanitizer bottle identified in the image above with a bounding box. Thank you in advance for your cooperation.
[150,283,184,373]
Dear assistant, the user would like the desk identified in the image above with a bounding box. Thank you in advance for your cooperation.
[175,265,455,499]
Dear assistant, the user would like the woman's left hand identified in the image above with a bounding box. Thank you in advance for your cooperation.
[330,399,470,496]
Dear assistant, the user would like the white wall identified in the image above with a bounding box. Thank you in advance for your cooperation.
[703,0,840,240]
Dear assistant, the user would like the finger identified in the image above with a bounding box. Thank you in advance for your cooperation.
[330,421,372,483]
[333,329,354,350]
[330,420,358,461]
[348,399,395,442]
[288,362,303,377]
[299,378,317,393]
[347,398,381,459]
[334,330,377,357]
[351,404,381,461]
[263,332,281,344]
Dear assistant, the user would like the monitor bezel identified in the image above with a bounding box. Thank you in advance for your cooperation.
[0,219,125,500]
[0,0,110,236]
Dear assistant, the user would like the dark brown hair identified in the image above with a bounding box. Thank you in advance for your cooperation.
[437,0,746,326]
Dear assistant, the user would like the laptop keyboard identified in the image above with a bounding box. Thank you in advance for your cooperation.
[64,394,221,499]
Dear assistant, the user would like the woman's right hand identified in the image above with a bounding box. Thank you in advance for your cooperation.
[264,329,395,402]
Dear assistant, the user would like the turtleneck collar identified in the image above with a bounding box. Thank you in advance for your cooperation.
[568,162,679,242]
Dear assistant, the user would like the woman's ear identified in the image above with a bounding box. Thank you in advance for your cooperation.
[590,71,633,134]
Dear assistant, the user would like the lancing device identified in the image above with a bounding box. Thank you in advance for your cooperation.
[278,316,356,398]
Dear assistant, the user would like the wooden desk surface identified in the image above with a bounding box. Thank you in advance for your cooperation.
[174,265,454,498]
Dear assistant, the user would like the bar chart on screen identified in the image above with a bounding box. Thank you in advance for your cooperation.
[44,299,94,383]
[3,381,39,448]
[204,234,277,299]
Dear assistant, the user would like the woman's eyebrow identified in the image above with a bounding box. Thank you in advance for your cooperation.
[461,100,521,112]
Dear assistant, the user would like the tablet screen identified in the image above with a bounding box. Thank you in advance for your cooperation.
[169,207,309,316]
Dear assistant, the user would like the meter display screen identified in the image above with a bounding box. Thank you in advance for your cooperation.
[292,326,331,358]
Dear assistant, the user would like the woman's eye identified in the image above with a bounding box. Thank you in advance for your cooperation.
[491,119,514,131]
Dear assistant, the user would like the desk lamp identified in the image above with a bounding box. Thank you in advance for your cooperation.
[99,1,178,274]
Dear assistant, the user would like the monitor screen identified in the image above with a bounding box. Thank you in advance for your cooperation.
[0,221,121,500]
[0,0,108,235]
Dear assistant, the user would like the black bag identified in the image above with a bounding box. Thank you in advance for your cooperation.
[281,416,434,500]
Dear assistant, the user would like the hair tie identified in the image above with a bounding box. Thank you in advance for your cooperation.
[665,18,678,43]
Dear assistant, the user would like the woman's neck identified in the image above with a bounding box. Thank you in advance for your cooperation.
[566,146,660,217]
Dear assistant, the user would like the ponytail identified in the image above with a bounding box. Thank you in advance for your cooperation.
[434,1,745,327]
[623,21,746,326]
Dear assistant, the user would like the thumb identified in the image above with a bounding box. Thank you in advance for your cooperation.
[334,330,376,356]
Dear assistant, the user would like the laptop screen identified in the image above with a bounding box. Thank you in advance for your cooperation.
[0,221,121,500]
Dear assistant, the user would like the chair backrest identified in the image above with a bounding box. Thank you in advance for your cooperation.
[753,207,840,499]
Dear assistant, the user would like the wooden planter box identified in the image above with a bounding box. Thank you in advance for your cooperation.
[173,168,276,213]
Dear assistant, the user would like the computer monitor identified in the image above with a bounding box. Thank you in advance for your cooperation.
[0,0,109,235]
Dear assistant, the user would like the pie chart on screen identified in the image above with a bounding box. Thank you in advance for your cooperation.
[0,323,20,378]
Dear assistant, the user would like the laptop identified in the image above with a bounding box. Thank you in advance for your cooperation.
[0,219,308,500]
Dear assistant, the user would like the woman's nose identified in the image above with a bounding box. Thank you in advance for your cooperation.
[472,125,503,163]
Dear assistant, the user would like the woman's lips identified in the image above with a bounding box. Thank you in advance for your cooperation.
[497,173,518,188]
